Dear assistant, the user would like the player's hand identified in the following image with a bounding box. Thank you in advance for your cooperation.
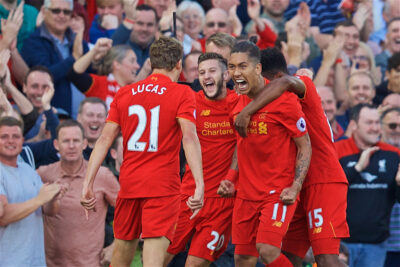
[187,188,204,219]
[234,111,251,137]
[355,146,379,172]
[217,180,235,197]
[280,182,301,205]
[80,186,97,220]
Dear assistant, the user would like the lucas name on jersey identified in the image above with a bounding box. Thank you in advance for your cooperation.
[131,83,167,96]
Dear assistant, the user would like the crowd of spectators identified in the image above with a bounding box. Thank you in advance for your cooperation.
[0,0,399,266]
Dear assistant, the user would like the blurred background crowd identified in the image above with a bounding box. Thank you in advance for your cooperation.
[0,0,399,266]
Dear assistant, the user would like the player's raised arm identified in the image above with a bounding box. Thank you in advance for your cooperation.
[234,75,305,137]
[81,122,120,213]
[178,118,204,219]
[280,133,312,205]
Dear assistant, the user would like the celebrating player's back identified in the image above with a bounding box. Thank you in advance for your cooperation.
[80,37,204,267]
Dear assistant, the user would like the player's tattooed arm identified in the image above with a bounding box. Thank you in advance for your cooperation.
[235,75,305,137]
[280,133,312,205]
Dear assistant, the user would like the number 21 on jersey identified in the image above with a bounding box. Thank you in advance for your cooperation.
[127,105,160,152]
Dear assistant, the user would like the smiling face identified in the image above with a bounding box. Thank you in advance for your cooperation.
[387,20,400,54]
[0,126,23,165]
[347,73,375,107]
[354,107,381,147]
[77,102,107,146]
[131,9,158,48]
[335,25,360,57]
[181,8,203,39]
[198,59,228,100]
[43,0,73,37]
[228,52,262,98]
[23,71,52,112]
[113,50,140,86]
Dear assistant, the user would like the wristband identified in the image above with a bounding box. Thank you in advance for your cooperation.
[225,169,238,184]
[124,18,135,25]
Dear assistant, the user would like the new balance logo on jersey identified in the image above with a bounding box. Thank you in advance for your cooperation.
[313,227,322,234]
[200,110,211,116]
[361,172,378,183]
[379,160,387,172]
[272,221,282,227]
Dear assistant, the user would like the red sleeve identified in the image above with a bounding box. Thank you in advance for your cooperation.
[106,94,120,125]
[256,23,277,49]
[176,85,196,123]
[279,93,307,138]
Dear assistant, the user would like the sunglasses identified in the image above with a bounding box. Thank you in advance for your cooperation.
[206,22,227,28]
[385,123,400,130]
[47,8,73,16]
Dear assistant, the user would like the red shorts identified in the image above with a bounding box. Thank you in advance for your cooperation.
[282,183,349,257]
[114,195,180,242]
[167,195,234,262]
[232,193,298,257]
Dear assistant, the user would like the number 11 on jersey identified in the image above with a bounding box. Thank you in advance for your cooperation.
[127,105,160,152]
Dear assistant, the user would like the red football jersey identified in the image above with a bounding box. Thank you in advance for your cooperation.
[85,74,120,109]
[231,91,307,201]
[296,75,348,186]
[181,90,239,197]
[107,74,196,198]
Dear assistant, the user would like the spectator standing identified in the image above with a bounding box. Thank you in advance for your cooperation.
[0,116,61,267]
[21,0,89,118]
[37,120,119,267]
[335,104,400,267]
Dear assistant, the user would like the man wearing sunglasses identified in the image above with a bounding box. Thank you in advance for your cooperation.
[335,103,400,267]
[21,0,89,119]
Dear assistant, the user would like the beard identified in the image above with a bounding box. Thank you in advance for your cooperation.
[203,75,224,100]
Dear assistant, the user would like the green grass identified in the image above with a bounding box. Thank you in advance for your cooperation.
[130,247,143,267]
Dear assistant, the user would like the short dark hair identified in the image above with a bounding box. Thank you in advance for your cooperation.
[381,107,400,121]
[260,48,288,76]
[150,36,183,71]
[231,40,260,64]
[24,65,54,85]
[387,17,400,30]
[350,103,376,122]
[198,52,227,71]
[78,97,108,115]
[56,119,85,139]
[387,52,400,72]
[333,19,358,36]
[0,116,23,133]
[206,32,236,50]
[136,4,159,22]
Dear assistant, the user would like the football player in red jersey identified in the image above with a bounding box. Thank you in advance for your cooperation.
[165,52,238,267]
[80,36,204,267]
[234,48,349,267]
[227,41,312,267]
